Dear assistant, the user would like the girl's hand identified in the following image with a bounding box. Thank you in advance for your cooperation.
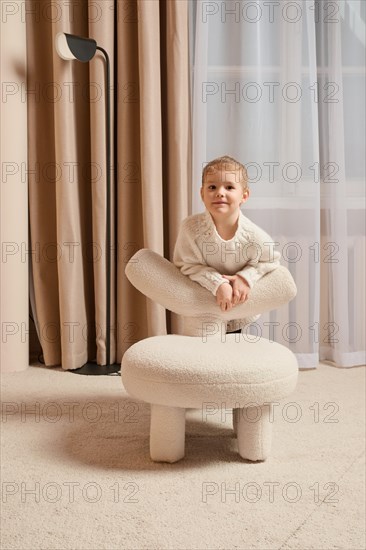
[222,274,250,306]
[216,282,233,311]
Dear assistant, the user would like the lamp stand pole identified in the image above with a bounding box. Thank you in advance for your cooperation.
[72,46,120,375]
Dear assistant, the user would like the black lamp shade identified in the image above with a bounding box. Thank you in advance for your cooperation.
[55,32,97,62]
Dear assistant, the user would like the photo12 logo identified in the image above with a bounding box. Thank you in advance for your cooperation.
[201,81,339,105]
[201,480,340,504]
[1,481,139,504]
[201,2,340,25]
[1,2,140,24]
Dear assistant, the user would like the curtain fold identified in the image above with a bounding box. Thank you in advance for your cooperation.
[28,1,91,369]
[136,0,166,338]
[190,0,365,368]
[118,0,190,354]
[88,0,116,365]
[28,0,190,370]
[161,0,191,335]
[316,1,366,367]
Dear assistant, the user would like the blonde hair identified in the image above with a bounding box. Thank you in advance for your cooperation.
[202,155,248,191]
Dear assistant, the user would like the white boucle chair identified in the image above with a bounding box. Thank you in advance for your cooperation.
[122,249,298,463]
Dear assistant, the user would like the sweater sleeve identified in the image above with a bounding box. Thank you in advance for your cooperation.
[236,224,281,289]
[173,218,229,296]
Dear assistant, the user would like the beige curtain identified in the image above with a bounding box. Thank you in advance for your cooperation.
[27,0,190,370]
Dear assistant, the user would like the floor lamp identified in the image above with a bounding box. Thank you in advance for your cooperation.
[55,32,120,375]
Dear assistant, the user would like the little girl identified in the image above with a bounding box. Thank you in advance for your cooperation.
[173,155,281,333]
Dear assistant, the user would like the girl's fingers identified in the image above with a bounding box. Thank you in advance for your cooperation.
[219,298,234,311]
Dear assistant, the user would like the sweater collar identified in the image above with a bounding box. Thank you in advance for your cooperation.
[202,208,245,240]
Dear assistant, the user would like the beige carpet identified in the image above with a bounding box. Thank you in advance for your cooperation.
[1,361,365,550]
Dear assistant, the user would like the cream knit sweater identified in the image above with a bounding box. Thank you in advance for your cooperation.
[173,209,281,298]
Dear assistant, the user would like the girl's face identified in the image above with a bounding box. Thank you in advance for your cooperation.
[200,169,249,219]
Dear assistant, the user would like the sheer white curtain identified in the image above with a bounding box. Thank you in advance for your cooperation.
[190,0,365,368]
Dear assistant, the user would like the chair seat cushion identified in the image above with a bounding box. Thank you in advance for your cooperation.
[121,335,298,409]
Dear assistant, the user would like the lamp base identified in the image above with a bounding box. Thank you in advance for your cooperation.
[70,361,121,376]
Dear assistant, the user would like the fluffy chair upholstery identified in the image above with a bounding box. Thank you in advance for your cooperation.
[122,335,298,409]
[122,249,298,463]
[122,334,298,462]
[125,248,297,336]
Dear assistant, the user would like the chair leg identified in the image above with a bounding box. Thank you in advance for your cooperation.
[236,404,273,461]
[181,315,224,339]
[150,404,186,463]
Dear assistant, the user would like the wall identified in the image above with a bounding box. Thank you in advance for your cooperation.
[0,1,28,372]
